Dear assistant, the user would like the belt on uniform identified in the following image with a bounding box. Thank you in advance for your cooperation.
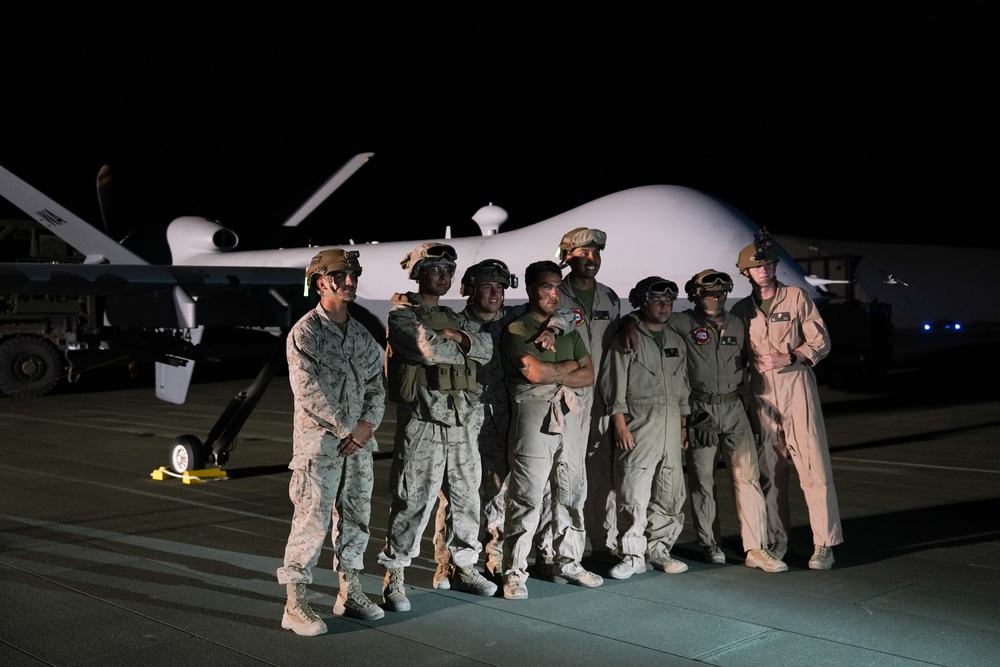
[690,390,740,404]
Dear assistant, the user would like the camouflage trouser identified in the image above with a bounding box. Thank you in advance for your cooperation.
[502,398,587,579]
[433,410,508,574]
[615,422,685,561]
[277,450,374,584]
[686,399,768,552]
[380,407,484,569]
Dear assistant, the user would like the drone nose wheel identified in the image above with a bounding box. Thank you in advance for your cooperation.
[169,435,207,473]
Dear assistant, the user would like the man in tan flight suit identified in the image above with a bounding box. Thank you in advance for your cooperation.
[278,248,385,636]
[731,231,843,570]
[379,243,497,612]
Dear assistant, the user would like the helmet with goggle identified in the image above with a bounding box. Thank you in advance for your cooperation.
[685,269,734,299]
[400,242,458,279]
[736,228,780,272]
[629,276,679,308]
[306,248,362,291]
[460,258,518,297]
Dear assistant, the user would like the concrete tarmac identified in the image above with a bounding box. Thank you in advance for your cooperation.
[2,339,999,666]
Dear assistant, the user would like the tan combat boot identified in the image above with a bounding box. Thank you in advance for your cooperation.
[452,565,498,597]
[432,562,452,590]
[281,583,327,636]
[334,569,385,620]
[382,567,411,612]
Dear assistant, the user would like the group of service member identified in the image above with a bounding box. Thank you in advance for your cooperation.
[274,226,843,636]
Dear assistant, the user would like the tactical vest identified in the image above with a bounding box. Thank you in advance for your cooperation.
[385,292,479,403]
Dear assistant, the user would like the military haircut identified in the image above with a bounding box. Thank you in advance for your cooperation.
[524,260,562,287]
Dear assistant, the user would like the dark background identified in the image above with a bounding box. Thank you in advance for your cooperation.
[1,7,994,263]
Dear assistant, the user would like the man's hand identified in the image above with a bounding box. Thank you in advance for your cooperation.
[351,420,375,445]
[612,414,635,451]
[338,436,361,457]
[620,316,640,354]
[439,328,462,343]
[758,351,794,372]
[534,327,558,353]
[438,327,471,353]
[338,420,375,457]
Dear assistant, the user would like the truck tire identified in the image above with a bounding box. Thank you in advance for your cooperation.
[0,336,63,397]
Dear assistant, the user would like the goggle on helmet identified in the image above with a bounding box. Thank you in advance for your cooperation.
[401,243,458,279]
[629,276,679,308]
[460,259,519,296]
[685,269,734,299]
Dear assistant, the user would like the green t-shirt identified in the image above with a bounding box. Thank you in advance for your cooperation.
[501,312,589,385]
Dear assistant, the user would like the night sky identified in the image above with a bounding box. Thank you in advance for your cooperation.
[2,7,994,263]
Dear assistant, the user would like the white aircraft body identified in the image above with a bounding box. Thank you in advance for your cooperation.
[171,185,817,321]
[1,156,817,471]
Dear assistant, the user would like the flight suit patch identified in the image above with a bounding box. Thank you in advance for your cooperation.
[692,327,711,345]
[593,310,610,321]
[662,347,679,357]
[721,335,738,346]
[572,309,584,326]
[770,312,790,322]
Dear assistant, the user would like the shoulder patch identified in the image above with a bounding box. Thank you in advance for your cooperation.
[692,327,711,345]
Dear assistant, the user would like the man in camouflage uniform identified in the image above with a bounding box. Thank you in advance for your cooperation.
[379,243,498,611]
[431,260,574,585]
[500,260,603,600]
[554,227,621,564]
[278,248,385,637]
[600,277,691,579]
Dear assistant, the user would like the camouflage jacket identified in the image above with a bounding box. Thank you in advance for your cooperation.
[286,303,386,459]
[386,291,492,425]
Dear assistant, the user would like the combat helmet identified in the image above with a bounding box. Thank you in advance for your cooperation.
[685,269,734,300]
[459,258,518,297]
[629,276,679,308]
[305,248,362,291]
[736,228,780,272]
[400,242,457,279]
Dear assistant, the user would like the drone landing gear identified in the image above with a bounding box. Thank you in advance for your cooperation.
[152,331,287,480]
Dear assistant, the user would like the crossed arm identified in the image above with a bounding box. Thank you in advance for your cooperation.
[512,352,594,388]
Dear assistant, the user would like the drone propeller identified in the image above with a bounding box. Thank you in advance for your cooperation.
[95,164,132,244]
[96,164,114,237]
[281,152,374,228]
